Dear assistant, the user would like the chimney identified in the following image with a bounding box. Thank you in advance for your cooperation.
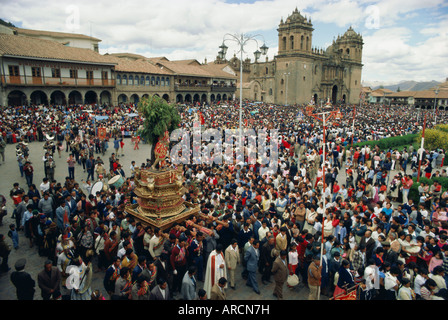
[204,58,207,65]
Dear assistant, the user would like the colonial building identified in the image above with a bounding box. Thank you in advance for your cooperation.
[9,27,101,52]
[0,33,116,106]
[216,8,364,106]
[0,31,237,107]
[360,80,448,109]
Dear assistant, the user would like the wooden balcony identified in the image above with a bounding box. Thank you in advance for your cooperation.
[210,85,236,93]
[174,84,210,92]
[1,75,115,87]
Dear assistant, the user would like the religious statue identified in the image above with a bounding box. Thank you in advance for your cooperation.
[152,129,170,170]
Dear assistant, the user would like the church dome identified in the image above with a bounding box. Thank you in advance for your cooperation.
[286,7,309,24]
[342,26,361,39]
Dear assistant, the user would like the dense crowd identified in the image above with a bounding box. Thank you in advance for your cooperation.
[0,100,447,301]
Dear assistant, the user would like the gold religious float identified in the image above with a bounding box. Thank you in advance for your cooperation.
[124,132,200,230]
[125,96,201,230]
[125,165,200,230]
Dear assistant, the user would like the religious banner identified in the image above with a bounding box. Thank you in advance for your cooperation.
[332,286,358,300]
[98,127,107,140]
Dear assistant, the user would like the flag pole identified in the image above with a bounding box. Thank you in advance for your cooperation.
[318,112,326,301]
[417,113,427,183]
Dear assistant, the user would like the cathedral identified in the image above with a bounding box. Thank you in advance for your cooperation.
[219,8,364,106]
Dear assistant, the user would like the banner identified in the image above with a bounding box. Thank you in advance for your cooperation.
[98,127,107,140]
[333,286,358,300]
[334,289,357,300]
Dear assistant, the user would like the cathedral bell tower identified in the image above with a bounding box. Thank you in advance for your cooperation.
[277,7,314,56]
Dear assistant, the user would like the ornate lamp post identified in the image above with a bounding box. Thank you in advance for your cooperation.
[218,34,268,147]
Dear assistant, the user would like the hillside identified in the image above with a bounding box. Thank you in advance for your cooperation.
[371,80,441,92]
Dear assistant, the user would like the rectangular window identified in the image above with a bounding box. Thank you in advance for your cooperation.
[32,67,41,77]
[8,65,20,76]
[51,68,61,78]
[86,71,94,79]
[70,69,78,79]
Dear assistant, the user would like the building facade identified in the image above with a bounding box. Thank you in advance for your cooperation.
[0,33,116,107]
[0,32,237,107]
[219,8,364,106]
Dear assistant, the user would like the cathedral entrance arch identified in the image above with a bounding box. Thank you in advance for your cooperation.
[332,85,338,105]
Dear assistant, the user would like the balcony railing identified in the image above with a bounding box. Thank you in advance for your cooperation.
[210,85,236,92]
[174,84,211,92]
[1,75,115,87]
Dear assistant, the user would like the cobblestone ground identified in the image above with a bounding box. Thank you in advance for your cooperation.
[1,137,416,301]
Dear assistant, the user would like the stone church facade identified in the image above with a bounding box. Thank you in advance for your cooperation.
[224,8,364,106]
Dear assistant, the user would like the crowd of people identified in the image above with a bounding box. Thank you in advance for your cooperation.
[0,99,448,301]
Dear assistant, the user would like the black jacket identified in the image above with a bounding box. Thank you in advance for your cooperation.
[10,270,35,300]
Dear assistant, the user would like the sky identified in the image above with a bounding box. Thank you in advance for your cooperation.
[2,0,448,85]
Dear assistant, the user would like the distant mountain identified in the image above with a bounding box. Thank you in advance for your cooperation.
[370,80,441,92]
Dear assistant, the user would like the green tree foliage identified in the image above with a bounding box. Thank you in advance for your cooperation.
[435,124,448,134]
[416,129,448,152]
[137,95,181,162]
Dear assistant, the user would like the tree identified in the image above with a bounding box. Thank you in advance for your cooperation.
[138,95,181,167]
[417,129,448,152]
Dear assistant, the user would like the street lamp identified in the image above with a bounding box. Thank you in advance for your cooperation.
[283,72,290,106]
[218,33,268,147]
[307,100,343,300]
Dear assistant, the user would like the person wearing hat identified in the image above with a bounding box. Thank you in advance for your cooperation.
[10,258,35,300]
[23,160,34,187]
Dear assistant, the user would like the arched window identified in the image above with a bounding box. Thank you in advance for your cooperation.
[146,76,150,86]
[151,76,155,86]
[166,77,170,86]
[156,77,160,86]
[117,74,122,85]
[282,37,287,51]
[129,75,134,85]
[141,76,145,85]
[265,67,269,75]
[290,36,294,50]
[161,77,165,86]
[346,48,350,55]
[300,35,304,50]
[306,36,309,51]
[122,75,127,85]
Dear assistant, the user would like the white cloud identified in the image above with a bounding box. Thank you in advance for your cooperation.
[362,22,448,82]
[1,0,446,83]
